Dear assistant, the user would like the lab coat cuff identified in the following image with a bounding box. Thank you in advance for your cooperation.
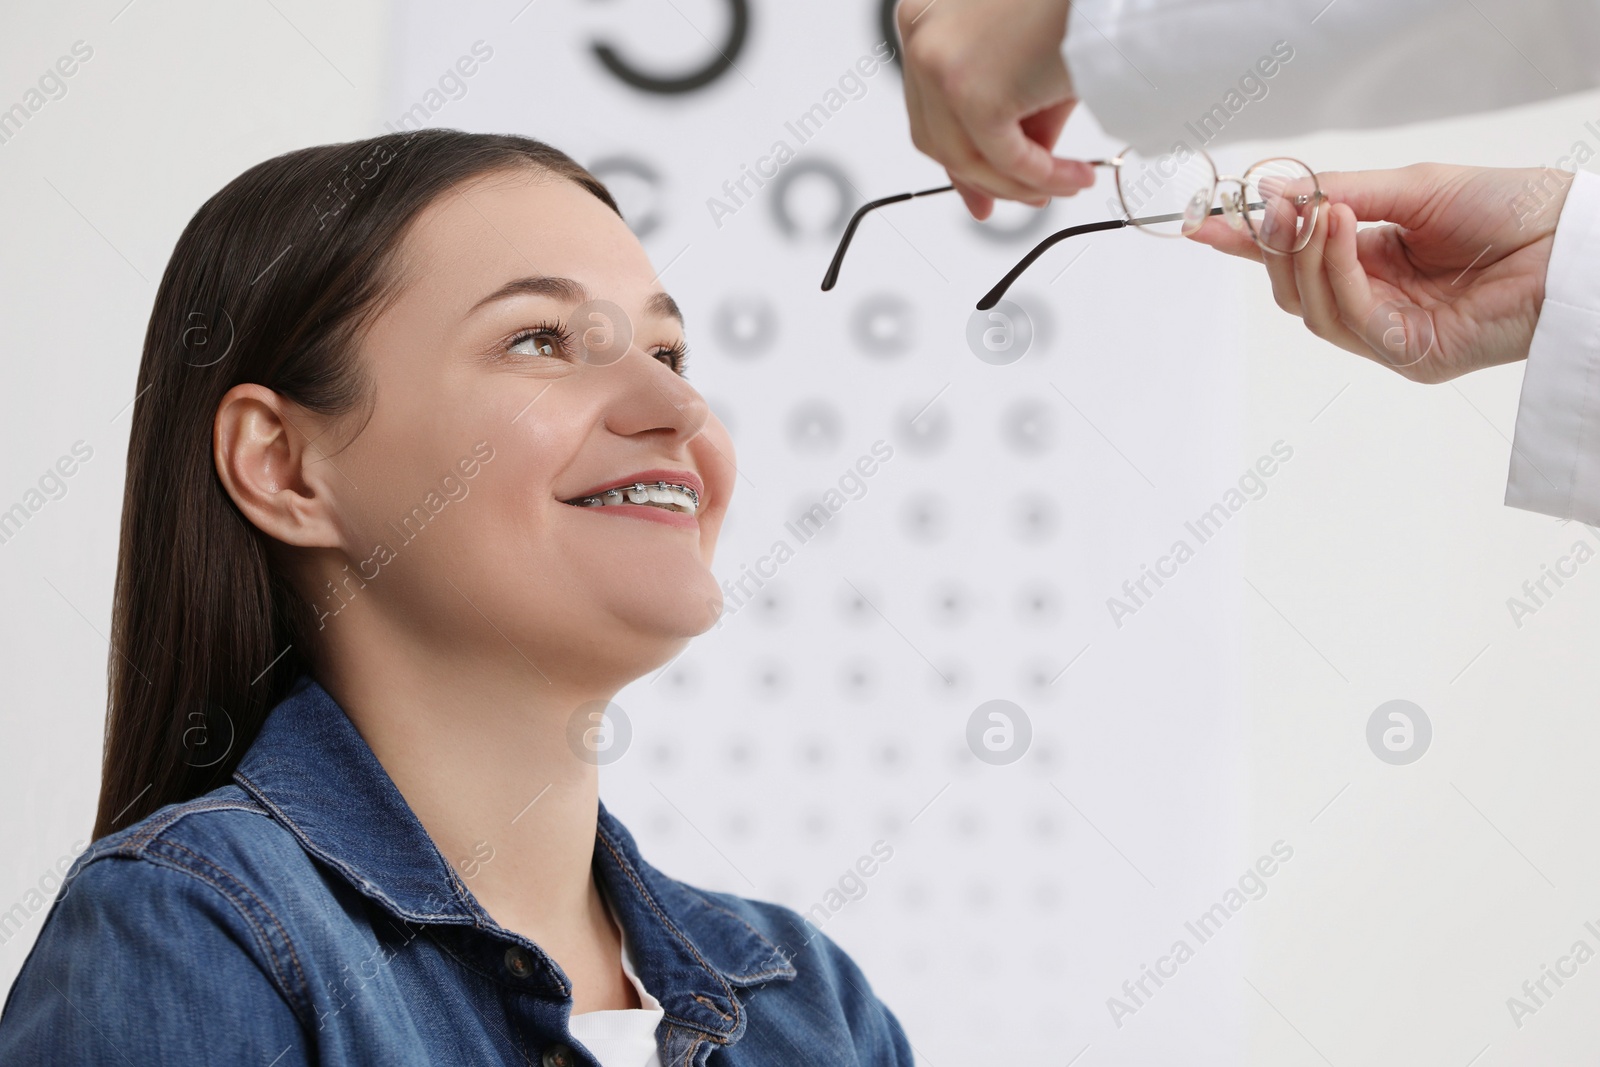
[1507,169,1600,523]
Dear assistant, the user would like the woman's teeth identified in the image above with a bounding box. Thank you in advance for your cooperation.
[571,481,698,516]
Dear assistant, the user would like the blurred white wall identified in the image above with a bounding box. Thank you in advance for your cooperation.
[1,2,1597,1064]
[0,0,389,995]
[1241,94,1600,1064]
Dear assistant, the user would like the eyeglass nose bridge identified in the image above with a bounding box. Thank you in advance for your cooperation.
[1218,181,1249,231]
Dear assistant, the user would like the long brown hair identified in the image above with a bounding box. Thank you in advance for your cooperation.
[96,130,620,839]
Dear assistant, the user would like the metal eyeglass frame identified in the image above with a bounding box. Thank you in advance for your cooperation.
[820,152,1327,311]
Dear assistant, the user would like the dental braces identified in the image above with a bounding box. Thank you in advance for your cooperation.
[576,480,699,508]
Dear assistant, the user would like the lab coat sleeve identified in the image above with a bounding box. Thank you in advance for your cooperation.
[1506,169,1600,524]
[1063,0,1600,156]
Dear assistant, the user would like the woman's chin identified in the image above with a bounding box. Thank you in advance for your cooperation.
[693,587,725,635]
[641,576,724,637]
[658,590,725,641]
[602,588,724,661]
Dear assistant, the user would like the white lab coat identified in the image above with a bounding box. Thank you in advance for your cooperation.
[1064,0,1600,155]
[1063,0,1600,522]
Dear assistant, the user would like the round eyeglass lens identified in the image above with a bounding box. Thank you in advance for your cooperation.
[1244,158,1321,254]
[1114,147,1218,237]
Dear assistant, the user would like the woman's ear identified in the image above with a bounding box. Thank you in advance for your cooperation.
[213,383,346,549]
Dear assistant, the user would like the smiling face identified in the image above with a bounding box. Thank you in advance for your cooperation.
[305,167,734,686]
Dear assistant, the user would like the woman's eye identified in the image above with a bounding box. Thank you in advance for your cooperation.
[507,327,567,358]
[654,343,690,375]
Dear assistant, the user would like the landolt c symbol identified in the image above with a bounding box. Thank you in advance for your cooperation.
[592,0,749,94]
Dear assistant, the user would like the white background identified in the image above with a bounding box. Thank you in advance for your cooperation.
[0,1,1597,1064]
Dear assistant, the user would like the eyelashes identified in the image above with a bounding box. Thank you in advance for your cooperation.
[504,319,690,376]
[505,320,572,359]
[653,337,691,376]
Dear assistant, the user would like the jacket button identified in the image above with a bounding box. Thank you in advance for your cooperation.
[503,946,533,978]
[541,1045,577,1067]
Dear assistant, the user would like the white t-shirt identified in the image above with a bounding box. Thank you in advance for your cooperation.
[566,897,665,1067]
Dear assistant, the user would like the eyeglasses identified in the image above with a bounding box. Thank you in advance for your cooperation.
[822,148,1327,311]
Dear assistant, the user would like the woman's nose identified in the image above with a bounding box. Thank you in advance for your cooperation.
[603,350,709,444]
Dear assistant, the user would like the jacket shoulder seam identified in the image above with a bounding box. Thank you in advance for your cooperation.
[121,795,272,852]
[129,838,316,1029]
[83,797,315,1030]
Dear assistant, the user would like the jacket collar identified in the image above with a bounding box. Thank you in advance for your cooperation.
[233,675,795,1038]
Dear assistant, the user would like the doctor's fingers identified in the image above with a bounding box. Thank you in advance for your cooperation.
[961,99,1095,201]
[1262,233,1305,317]
[906,69,1089,207]
[1186,217,1266,261]
[1265,193,1347,319]
[904,76,991,215]
[1309,168,1431,226]
[937,120,1080,210]
[905,81,1050,213]
[1294,203,1363,345]
[1299,204,1430,372]
[1280,198,1369,351]
[953,177,998,219]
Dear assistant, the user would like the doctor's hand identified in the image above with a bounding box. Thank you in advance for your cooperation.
[1188,163,1574,384]
[897,0,1097,220]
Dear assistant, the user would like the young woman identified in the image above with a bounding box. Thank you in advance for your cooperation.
[0,130,913,1066]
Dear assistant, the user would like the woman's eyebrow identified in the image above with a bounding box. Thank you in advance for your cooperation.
[468,274,587,316]
[467,275,684,325]
[644,291,684,325]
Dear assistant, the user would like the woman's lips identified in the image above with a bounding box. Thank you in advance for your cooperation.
[567,502,698,529]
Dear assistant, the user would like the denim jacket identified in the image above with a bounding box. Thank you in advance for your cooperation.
[0,676,914,1065]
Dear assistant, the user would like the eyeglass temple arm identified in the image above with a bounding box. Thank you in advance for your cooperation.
[975,204,1238,310]
[820,184,956,291]
[823,165,1122,293]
